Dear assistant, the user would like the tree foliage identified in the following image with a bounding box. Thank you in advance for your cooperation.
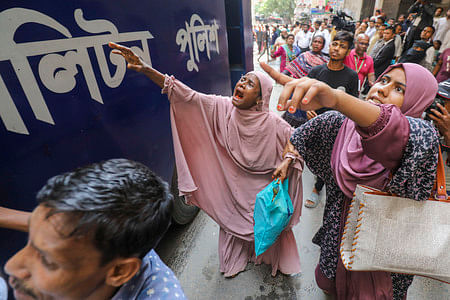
[256,0,297,23]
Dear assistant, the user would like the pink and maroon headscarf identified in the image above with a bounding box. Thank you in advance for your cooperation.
[331,63,438,198]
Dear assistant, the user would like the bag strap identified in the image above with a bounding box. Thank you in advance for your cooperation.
[435,146,448,201]
[364,146,449,202]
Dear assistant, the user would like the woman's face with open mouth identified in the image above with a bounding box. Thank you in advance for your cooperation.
[232,73,261,110]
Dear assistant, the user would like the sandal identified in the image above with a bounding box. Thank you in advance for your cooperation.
[305,191,319,208]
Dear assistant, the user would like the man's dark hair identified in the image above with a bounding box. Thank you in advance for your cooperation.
[333,30,354,49]
[385,25,395,33]
[36,159,173,265]
[295,21,300,26]
[314,20,321,26]
[378,16,386,23]
[435,40,442,46]
[424,25,436,34]
[287,33,295,39]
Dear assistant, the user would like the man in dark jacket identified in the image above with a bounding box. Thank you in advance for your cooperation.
[399,40,430,63]
[374,26,396,78]
[399,26,434,64]
[404,0,436,52]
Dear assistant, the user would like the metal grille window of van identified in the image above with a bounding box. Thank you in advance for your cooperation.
[176,14,219,72]
[0,7,154,135]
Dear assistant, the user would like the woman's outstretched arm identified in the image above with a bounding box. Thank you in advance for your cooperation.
[109,42,165,88]
[260,62,381,128]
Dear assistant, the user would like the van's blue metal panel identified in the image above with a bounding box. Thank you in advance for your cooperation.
[241,0,255,74]
[225,0,254,89]
[0,0,231,277]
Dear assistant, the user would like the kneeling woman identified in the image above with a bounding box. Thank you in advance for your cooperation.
[267,63,439,299]
[109,42,304,277]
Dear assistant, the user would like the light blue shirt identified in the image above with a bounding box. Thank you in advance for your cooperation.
[0,277,7,300]
[111,250,186,300]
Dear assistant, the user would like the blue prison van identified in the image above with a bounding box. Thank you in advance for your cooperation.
[0,0,253,292]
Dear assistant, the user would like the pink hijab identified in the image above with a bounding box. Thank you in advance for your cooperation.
[331,63,438,198]
[223,71,281,173]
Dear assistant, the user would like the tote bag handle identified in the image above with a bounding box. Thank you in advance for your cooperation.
[365,146,449,202]
[434,146,448,201]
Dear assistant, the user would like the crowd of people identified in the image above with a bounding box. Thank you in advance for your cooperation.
[255,1,450,209]
[0,2,449,300]
[254,1,450,85]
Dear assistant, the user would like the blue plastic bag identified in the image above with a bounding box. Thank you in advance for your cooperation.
[253,178,293,257]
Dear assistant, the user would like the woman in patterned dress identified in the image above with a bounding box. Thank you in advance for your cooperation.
[271,34,300,73]
[263,62,439,300]
[283,35,329,78]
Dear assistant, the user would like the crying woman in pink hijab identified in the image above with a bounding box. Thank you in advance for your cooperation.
[109,42,304,277]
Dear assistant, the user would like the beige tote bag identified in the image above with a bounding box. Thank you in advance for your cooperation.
[340,148,450,284]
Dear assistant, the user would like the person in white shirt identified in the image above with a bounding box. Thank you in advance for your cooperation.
[309,20,322,46]
[423,39,441,70]
[292,21,301,36]
[366,20,377,39]
[433,6,444,28]
[355,22,368,36]
[295,23,312,53]
[394,23,404,60]
[274,28,288,51]
[440,29,450,53]
[319,21,331,55]
[434,8,450,43]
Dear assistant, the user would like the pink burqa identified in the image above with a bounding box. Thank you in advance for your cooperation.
[162,71,303,277]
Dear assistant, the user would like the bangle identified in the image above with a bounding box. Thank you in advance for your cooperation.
[283,152,297,161]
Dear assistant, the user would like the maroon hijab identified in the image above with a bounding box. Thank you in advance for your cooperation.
[331,63,438,198]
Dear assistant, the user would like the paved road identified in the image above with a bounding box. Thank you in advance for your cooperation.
[156,48,450,299]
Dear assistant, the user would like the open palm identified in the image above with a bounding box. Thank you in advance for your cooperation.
[109,42,147,72]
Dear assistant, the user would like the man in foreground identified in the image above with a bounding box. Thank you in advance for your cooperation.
[4,159,186,300]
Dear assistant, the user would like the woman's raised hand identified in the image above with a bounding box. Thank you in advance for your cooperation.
[109,42,165,88]
[109,42,148,72]
[259,62,339,114]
